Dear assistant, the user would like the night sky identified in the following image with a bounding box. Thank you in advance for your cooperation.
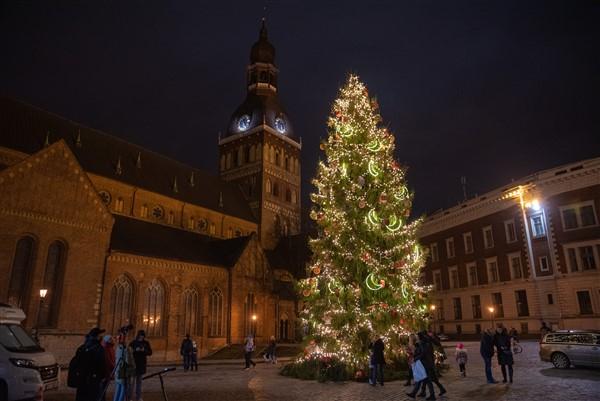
[2,1,599,217]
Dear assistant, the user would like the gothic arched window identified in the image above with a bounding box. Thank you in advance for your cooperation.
[285,188,292,203]
[181,287,201,336]
[247,145,254,162]
[292,189,298,204]
[209,287,224,337]
[142,279,165,337]
[237,147,244,166]
[109,274,134,333]
[275,151,280,166]
[226,153,232,169]
[284,157,289,171]
[220,155,226,171]
[256,144,262,160]
[273,182,279,197]
[8,236,36,308]
[269,146,275,163]
[39,241,67,327]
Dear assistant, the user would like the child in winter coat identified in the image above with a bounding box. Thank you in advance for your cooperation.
[455,343,468,377]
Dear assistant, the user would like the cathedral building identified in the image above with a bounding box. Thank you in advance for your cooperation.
[0,22,306,363]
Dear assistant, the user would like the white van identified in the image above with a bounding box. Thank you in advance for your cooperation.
[0,303,59,401]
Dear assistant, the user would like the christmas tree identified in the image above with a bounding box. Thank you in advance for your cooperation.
[299,75,429,369]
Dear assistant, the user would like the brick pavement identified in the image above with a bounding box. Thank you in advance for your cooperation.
[45,341,600,401]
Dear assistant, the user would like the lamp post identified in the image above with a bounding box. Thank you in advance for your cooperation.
[430,304,437,334]
[251,314,257,336]
[488,306,495,329]
[34,289,48,343]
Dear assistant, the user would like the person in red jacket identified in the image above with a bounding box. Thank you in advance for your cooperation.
[100,335,115,401]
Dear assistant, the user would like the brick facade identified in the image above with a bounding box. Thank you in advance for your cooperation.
[419,157,600,336]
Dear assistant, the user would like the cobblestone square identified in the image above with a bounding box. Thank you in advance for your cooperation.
[45,341,599,401]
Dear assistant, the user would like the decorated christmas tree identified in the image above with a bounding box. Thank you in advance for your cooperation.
[299,75,429,369]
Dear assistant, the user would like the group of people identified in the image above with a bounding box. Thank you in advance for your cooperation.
[243,334,278,369]
[69,327,152,401]
[480,324,517,384]
[404,331,447,401]
[179,334,199,372]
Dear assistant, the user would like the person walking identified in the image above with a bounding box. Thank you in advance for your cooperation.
[113,330,136,401]
[100,335,115,401]
[540,321,551,340]
[455,343,468,377]
[129,330,152,401]
[494,325,514,383]
[265,335,277,364]
[480,328,498,384]
[417,332,446,398]
[404,334,417,386]
[243,334,256,370]
[72,327,107,401]
[407,331,437,400]
[191,340,199,371]
[368,334,386,386]
[180,334,194,372]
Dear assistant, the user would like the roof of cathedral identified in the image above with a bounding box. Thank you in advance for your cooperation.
[0,96,256,222]
[110,215,252,268]
[265,233,311,279]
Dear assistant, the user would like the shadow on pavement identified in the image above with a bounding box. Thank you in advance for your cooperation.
[540,367,600,381]
[462,383,510,400]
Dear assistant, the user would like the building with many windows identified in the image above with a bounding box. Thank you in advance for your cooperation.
[419,157,600,336]
[0,22,307,363]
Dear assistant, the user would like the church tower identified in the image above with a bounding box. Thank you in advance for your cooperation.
[219,20,301,249]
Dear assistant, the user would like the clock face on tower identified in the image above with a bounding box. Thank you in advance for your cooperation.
[238,115,251,131]
[274,117,286,134]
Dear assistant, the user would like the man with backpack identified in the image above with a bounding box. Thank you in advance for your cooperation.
[68,327,107,401]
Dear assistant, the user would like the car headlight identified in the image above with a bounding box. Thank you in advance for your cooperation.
[10,358,37,369]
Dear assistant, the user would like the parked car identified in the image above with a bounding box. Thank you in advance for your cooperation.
[539,330,600,369]
[437,333,449,341]
[0,303,59,401]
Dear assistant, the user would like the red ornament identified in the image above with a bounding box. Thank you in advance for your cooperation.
[320,143,326,150]
[379,193,388,204]
[400,319,405,325]
[355,369,365,379]
[358,199,366,209]
[394,260,406,270]
[390,310,398,318]
[302,289,311,297]
[312,265,321,275]
[379,279,386,288]
[361,252,371,262]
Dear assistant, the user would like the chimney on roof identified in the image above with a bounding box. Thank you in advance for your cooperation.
[75,129,82,148]
[173,176,179,193]
[115,156,123,175]
[219,191,224,208]
[44,131,50,147]
[189,172,195,187]
[136,152,142,168]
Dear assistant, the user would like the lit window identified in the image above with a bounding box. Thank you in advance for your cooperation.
[530,214,546,237]
[115,198,124,213]
[483,226,494,249]
[142,279,165,337]
[463,232,473,254]
[446,237,455,258]
[504,219,517,243]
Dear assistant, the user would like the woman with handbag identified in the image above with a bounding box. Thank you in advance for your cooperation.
[406,332,436,400]
[494,325,514,383]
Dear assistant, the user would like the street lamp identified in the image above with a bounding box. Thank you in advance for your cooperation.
[429,304,437,334]
[34,289,48,343]
[251,314,257,336]
[488,306,495,329]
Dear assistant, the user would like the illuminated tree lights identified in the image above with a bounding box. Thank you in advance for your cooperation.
[298,74,430,370]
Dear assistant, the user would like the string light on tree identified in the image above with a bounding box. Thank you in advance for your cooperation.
[298,74,430,370]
